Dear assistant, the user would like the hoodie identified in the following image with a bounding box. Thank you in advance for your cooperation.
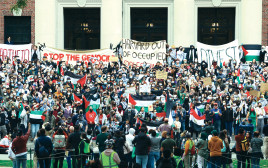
[208,136,223,157]
[132,132,151,155]
[126,128,135,151]
[101,149,121,165]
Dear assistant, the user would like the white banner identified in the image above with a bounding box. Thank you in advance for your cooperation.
[197,40,240,68]
[0,44,32,62]
[41,47,116,65]
[122,39,166,67]
[139,84,151,93]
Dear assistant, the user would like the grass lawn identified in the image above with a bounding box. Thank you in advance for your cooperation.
[0,159,267,167]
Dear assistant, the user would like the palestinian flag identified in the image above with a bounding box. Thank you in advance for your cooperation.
[236,68,241,84]
[73,93,83,104]
[129,94,156,112]
[64,71,84,84]
[242,45,261,61]
[77,74,87,88]
[83,95,90,113]
[29,110,43,123]
[84,93,100,112]
[18,103,27,119]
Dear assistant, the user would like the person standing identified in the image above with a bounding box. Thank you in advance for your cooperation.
[255,103,265,136]
[148,130,161,168]
[177,104,186,132]
[125,128,135,168]
[94,109,107,133]
[222,104,233,136]
[52,127,68,168]
[5,36,13,45]
[161,133,176,154]
[66,125,81,168]
[0,108,7,139]
[208,130,223,168]
[132,127,151,168]
[182,133,195,168]
[158,118,172,134]
[96,126,108,154]
[246,108,257,132]
[35,128,53,168]
[31,45,41,62]
[211,103,222,133]
[100,139,121,168]
[11,123,31,168]
[85,107,97,132]
[196,132,208,168]
[235,128,246,168]
[251,131,263,168]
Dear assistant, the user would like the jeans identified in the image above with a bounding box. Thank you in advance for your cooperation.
[181,121,185,132]
[38,158,51,168]
[136,155,148,168]
[0,125,7,139]
[71,151,80,168]
[251,157,260,168]
[257,118,264,135]
[148,151,160,168]
[237,152,246,168]
[213,120,221,133]
[31,124,40,139]
[95,124,102,134]
[197,155,205,168]
[12,159,17,168]
[67,152,71,168]
[234,124,239,135]
[225,121,233,136]
[210,156,221,168]
[16,154,27,168]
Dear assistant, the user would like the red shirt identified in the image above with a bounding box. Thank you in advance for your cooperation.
[86,111,96,124]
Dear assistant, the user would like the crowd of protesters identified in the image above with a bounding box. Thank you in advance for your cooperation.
[0,41,268,168]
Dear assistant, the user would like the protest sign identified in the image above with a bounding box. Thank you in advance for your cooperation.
[125,87,136,95]
[249,90,260,97]
[203,77,212,86]
[240,64,250,72]
[156,70,168,80]
[148,105,153,111]
[0,44,32,62]
[42,47,115,65]
[260,83,268,92]
[140,84,151,93]
[197,40,239,68]
[122,39,166,67]
[109,56,118,62]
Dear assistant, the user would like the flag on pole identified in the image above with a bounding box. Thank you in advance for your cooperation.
[236,68,241,84]
[77,74,87,88]
[73,93,82,104]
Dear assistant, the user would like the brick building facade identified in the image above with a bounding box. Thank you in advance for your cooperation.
[263,0,268,46]
[0,0,35,44]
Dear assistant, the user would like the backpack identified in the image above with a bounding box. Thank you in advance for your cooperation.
[189,140,196,155]
[53,135,66,148]
[79,139,91,154]
[37,139,49,158]
[240,137,249,152]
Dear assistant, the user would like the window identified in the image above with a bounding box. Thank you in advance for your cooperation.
[131,8,168,42]
[64,8,101,50]
[198,8,235,45]
[4,16,31,44]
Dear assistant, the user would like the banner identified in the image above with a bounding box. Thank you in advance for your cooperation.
[122,39,166,67]
[197,40,239,68]
[0,44,32,62]
[156,70,168,80]
[42,47,115,65]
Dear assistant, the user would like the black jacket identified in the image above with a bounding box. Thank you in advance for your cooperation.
[222,107,233,122]
[122,110,136,126]
[156,157,176,168]
[35,135,53,158]
[132,132,151,155]
[67,131,81,153]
